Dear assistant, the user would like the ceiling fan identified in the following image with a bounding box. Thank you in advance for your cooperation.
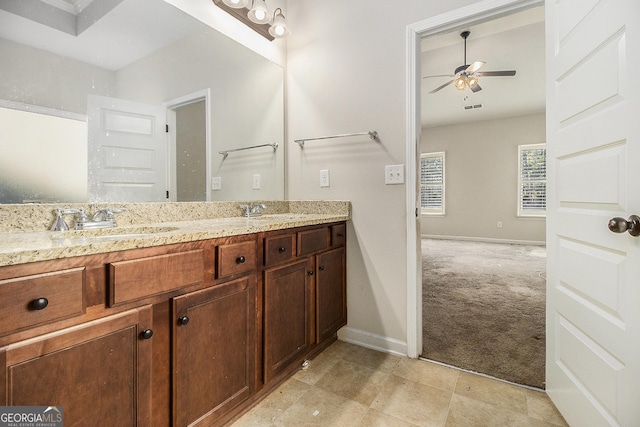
[424,30,516,94]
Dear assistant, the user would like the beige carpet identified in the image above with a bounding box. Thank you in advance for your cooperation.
[421,239,546,389]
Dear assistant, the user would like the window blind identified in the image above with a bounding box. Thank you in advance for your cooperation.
[519,145,546,215]
[420,152,444,214]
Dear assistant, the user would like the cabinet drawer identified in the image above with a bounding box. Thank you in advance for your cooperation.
[297,227,329,257]
[264,234,295,267]
[331,224,346,246]
[0,268,85,336]
[218,240,256,279]
[109,250,204,306]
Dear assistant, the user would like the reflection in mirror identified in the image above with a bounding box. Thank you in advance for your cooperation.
[0,0,284,204]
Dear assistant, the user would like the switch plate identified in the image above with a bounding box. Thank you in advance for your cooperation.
[320,169,330,187]
[212,176,222,190]
[252,174,260,190]
[385,164,405,184]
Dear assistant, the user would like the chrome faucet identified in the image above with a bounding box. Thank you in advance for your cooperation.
[75,207,126,230]
[239,203,267,217]
[51,207,126,231]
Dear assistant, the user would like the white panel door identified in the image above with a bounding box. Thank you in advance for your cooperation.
[87,95,167,202]
[546,0,640,425]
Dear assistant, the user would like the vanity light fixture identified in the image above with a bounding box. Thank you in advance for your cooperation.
[221,0,249,8]
[213,0,289,41]
[247,0,270,24]
[268,8,290,38]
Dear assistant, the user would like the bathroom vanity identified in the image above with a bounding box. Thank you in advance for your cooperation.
[0,201,349,426]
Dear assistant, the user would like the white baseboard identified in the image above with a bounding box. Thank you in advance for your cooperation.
[337,327,408,357]
[421,234,545,246]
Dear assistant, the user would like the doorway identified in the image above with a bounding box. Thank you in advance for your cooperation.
[418,8,547,387]
[165,89,212,202]
[405,0,545,375]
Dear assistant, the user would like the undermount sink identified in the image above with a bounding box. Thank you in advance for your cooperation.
[55,226,179,240]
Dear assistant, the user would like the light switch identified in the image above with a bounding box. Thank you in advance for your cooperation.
[320,169,330,187]
[212,176,222,190]
[385,164,404,184]
[252,174,261,190]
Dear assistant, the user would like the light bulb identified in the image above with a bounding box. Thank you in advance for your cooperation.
[454,77,466,90]
[222,0,248,8]
[248,0,270,24]
[268,9,290,38]
[467,76,478,87]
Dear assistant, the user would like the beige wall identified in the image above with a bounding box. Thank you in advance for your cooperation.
[286,0,480,353]
[421,113,546,244]
[0,38,116,114]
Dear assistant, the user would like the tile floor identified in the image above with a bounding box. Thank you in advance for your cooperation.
[232,340,568,427]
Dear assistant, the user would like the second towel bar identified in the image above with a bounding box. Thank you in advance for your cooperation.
[294,131,378,148]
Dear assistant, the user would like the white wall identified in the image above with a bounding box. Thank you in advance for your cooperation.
[115,28,285,201]
[421,113,546,244]
[286,0,479,353]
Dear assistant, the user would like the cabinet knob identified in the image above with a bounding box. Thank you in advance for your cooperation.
[308,270,314,276]
[279,246,286,253]
[236,255,246,264]
[178,316,190,326]
[140,329,154,339]
[319,265,325,271]
[31,297,49,310]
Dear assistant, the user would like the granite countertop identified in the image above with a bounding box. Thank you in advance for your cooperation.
[0,201,350,267]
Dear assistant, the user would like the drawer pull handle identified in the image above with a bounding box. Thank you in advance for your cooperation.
[319,265,325,271]
[31,298,49,310]
[308,271,314,276]
[279,246,286,253]
[178,316,190,326]
[140,329,154,340]
[236,256,246,264]
[337,233,344,237]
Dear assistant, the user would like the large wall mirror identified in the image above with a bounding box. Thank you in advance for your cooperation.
[0,0,284,204]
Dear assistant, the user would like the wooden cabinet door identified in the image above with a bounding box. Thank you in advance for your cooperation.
[316,247,347,344]
[0,307,153,427]
[263,258,311,383]
[173,276,256,427]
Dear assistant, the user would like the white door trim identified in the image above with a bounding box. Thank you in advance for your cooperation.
[164,89,212,202]
[405,0,543,359]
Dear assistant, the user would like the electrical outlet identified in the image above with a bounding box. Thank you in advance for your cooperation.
[385,164,405,184]
[212,176,222,190]
[252,174,260,190]
[320,169,330,187]
[497,221,503,228]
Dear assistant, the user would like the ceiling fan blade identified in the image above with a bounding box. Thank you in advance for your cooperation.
[422,74,455,79]
[475,70,516,77]
[465,61,485,74]
[470,82,482,93]
[429,79,455,94]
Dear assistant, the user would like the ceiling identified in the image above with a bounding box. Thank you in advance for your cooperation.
[0,0,204,70]
[421,6,545,128]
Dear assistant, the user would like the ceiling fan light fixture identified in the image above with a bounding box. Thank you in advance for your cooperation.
[454,76,466,90]
[467,76,478,88]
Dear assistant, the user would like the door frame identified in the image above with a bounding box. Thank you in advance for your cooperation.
[165,89,212,202]
[405,0,543,359]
